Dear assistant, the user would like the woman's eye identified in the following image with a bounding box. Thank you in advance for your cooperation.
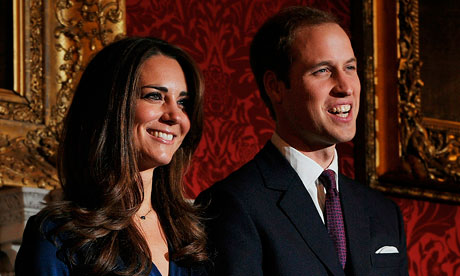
[143,92,163,101]
[177,98,189,109]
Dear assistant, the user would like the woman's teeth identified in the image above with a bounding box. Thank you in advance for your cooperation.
[152,131,173,141]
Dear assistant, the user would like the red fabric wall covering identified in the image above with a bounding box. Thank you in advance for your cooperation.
[393,197,460,276]
[126,0,353,197]
[126,1,460,275]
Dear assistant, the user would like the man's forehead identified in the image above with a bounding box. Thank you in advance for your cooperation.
[292,23,347,44]
[290,23,353,59]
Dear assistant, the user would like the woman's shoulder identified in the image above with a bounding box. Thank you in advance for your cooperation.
[19,214,63,245]
[15,214,70,276]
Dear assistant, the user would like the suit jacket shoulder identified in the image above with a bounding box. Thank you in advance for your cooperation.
[196,142,408,276]
[196,142,346,275]
[199,141,300,201]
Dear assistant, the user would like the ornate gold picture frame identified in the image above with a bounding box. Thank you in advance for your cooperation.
[365,0,460,202]
[0,0,125,190]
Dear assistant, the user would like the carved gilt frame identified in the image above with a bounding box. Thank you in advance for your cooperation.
[365,0,460,202]
[0,0,125,189]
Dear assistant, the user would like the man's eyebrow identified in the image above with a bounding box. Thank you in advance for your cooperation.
[311,61,333,69]
[346,57,357,64]
[310,57,357,70]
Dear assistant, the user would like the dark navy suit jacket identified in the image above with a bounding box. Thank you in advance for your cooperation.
[196,142,408,275]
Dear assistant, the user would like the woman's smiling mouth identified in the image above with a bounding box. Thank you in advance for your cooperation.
[148,129,175,141]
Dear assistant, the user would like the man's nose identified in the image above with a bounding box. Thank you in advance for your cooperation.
[331,71,354,96]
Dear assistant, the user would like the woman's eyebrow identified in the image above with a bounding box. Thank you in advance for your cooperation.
[141,85,188,97]
[141,85,168,92]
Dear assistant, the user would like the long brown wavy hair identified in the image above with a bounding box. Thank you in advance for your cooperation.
[38,37,206,275]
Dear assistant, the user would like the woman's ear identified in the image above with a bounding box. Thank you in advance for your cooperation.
[263,70,285,104]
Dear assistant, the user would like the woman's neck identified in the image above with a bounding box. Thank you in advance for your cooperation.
[136,167,169,276]
[138,168,154,214]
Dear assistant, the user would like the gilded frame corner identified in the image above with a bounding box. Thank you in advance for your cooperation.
[0,0,126,189]
[365,0,460,203]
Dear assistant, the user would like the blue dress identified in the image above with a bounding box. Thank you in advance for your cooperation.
[15,216,206,276]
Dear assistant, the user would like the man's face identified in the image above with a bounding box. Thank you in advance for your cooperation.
[275,23,360,151]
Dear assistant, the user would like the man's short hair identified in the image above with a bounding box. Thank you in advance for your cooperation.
[250,6,339,118]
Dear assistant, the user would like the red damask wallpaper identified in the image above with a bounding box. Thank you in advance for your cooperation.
[126,1,460,275]
[126,0,353,197]
[394,197,460,276]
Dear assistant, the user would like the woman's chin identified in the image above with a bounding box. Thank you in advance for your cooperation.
[138,157,173,171]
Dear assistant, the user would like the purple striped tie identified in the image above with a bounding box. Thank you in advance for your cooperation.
[320,169,347,269]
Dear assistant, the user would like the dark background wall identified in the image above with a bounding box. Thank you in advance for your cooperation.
[125,1,460,275]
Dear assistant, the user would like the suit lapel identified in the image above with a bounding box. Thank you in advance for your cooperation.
[255,142,345,275]
[340,176,372,274]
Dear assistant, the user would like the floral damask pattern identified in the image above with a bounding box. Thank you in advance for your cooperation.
[126,1,460,275]
[392,197,460,276]
[126,0,352,196]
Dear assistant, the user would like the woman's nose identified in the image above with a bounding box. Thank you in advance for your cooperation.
[160,102,183,124]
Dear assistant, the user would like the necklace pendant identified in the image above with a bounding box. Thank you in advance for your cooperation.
[139,208,152,220]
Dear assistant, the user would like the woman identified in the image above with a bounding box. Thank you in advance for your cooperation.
[15,37,207,276]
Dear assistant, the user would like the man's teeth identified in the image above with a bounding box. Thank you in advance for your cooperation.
[152,131,173,141]
[329,105,351,116]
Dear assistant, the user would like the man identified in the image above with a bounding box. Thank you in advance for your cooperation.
[196,6,408,276]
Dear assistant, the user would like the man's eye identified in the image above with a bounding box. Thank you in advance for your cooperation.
[346,65,357,71]
[143,92,163,101]
[313,68,330,75]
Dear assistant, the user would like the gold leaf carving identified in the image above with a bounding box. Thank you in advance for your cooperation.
[365,0,460,202]
[397,0,460,185]
[51,0,125,126]
[28,0,45,122]
[0,133,58,188]
[0,102,40,122]
[0,0,126,189]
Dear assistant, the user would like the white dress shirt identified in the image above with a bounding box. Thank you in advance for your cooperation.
[271,132,339,223]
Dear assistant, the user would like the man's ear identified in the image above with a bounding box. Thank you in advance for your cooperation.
[263,71,285,104]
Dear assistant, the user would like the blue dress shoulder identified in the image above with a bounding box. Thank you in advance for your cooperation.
[15,215,206,276]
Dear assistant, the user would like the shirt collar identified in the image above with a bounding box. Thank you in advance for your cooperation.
[270,132,339,189]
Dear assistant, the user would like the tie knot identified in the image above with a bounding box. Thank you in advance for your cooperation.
[320,169,336,191]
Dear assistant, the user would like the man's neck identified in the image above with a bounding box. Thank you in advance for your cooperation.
[273,131,336,169]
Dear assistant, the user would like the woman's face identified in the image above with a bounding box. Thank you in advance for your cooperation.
[134,55,191,171]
